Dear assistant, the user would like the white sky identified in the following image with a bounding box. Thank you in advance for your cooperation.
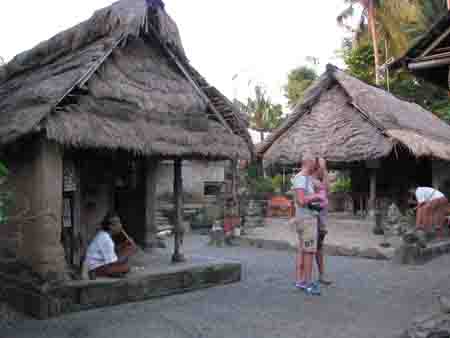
[0,0,349,108]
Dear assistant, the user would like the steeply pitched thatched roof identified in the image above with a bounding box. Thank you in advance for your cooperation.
[0,0,252,159]
[258,64,450,166]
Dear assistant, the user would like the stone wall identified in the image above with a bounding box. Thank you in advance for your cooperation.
[156,160,226,201]
[433,160,450,197]
[1,138,67,279]
[0,144,33,260]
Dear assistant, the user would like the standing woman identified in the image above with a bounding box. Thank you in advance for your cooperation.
[292,157,321,294]
[313,158,333,285]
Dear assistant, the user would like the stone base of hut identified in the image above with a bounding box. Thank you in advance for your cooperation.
[0,251,241,319]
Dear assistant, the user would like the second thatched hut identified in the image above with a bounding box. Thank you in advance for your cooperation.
[258,64,450,216]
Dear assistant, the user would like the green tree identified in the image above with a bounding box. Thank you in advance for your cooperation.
[338,0,422,84]
[283,66,318,107]
[245,86,283,142]
[342,39,450,116]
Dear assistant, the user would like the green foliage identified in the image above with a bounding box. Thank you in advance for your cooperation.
[342,41,450,113]
[247,164,259,179]
[245,85,283,136]
[343,43,376,85]
[331,177,352,193]
[283,66,318,107]
[433,101,450,123]
[248,176,274,198]
[271,175,283,192]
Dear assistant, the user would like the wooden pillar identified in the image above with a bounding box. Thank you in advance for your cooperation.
[72,160,82,268]
[366,159,380,222]
[172,158,185,263]
[144,157,160,249]
[21,138,67,280]
[369,169,377,217]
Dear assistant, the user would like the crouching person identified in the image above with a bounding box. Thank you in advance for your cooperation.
[406,187,449,247]
[85,213,138,279]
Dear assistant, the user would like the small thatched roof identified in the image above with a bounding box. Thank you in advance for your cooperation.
[258,64,450,166]
[0,0,252,160]
[388,12,450,88]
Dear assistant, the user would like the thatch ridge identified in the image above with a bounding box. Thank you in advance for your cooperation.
[259,64,450,165]
[0,0,252,159]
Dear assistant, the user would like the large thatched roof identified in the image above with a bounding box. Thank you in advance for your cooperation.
[258,64,450,166]
[388,12,450,89]
[0,0,252,159]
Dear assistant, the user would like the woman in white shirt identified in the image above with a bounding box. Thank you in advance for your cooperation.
[410,187,448,233]
[85,213,137,279]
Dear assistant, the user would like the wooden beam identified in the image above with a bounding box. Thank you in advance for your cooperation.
[420,25,450,58]
[172,159,185,263]
[408,57,450,70]
[415,51,450,62]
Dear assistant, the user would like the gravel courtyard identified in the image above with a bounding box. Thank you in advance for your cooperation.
[2,234,449,338]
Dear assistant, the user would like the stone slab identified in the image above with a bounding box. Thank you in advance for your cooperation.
[235,236,392,260]
[394,240,450,265]
[0,256,241,319]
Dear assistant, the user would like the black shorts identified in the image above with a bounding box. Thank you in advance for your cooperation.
[317,230,326,251]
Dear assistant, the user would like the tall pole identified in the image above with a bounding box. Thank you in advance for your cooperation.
[368,0,381,86]
[172,158,185,263]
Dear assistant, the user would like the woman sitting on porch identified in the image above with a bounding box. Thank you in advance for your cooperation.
[85,213,138,279]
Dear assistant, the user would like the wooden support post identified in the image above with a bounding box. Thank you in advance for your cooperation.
[172,158,186,263]
[72,160,82,268]
[369,169,377,218]
[144,157,160,250]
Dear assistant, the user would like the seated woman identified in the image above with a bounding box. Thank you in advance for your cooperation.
[85,213,138,279]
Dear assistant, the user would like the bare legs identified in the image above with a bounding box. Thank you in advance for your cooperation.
[300,253,314,283]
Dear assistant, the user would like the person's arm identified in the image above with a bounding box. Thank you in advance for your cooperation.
[319,159,330,191]
[295,189,321,207]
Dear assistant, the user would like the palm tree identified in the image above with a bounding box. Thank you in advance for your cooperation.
[338,0,381,84]
[338,0,422,84]
[245,85,283,143]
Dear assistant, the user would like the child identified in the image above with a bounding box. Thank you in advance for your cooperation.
[312,159,333,285]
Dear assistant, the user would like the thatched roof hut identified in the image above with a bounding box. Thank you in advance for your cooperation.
[0,0,253,159]
[388,12,450,89]
[258,64,450,166]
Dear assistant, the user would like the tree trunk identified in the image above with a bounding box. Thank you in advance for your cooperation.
[368,0,381,85]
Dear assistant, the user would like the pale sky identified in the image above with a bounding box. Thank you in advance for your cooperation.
[0,0,349,107]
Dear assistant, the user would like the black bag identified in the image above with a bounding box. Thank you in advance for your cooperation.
[307,202,323,213]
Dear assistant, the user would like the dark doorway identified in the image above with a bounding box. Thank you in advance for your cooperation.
[114,158,146,246]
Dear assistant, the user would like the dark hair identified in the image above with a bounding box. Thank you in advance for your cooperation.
[101,211,117,231]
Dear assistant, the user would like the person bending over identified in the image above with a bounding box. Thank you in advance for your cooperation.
[407,186,448,246]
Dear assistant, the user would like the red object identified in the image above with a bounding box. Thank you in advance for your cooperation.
[224,216,240,234]
[267,196,294,217]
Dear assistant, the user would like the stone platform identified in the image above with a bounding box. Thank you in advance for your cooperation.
[394,240,450,265]
[0,251,241,319]
[239,216,401,260]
